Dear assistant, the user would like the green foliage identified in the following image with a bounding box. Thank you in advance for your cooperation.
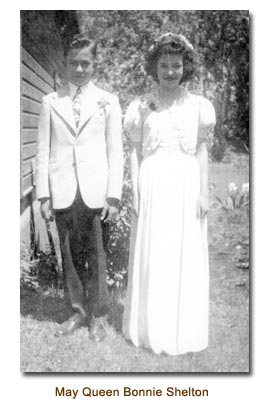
[199,11,249,147]
[211,122,227,161]
[77,10,249,149]
[106,181,132,291]
[226,208,249,270]
[20,249,60,292]
[216,182,249,210]
[20,250,40,291]
[209,179,249,272]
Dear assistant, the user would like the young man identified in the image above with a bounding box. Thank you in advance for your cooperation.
[36,34,123,341]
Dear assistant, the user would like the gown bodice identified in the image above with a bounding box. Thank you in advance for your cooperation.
[124,88,216,158]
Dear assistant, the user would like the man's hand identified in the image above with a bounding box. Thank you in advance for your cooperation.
[101,199,119,223]
[40,198,53,221]
[196,194,209,219]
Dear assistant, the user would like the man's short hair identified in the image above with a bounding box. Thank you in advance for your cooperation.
[65,34,97,58]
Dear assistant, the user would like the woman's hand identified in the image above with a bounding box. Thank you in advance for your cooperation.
[196,193,209,219]
[142,133,161,157]
[196,141,209,220]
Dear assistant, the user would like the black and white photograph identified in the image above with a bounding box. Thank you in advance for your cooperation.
[19,10,250,374]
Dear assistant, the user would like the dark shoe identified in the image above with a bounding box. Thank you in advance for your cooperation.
[89,315,108,342]
[55,313,85,336]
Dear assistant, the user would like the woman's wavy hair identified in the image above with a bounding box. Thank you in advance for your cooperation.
[145,33,196,83]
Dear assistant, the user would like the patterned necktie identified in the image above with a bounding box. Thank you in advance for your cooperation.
[72,87,82,128]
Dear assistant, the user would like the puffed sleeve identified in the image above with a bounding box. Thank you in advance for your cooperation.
[198,97,216,142]
[124,98,143,143]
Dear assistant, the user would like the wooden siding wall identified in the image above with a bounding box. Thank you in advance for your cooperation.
[20,11,79,251]
[20,10,79,199]
[20,48,54,198]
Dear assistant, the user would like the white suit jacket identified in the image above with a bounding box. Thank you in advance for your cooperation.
[35,81,123,209]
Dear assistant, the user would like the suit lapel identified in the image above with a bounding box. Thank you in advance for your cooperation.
[51,85,77,136]
[51,82,103,137]
[77,82,100,135]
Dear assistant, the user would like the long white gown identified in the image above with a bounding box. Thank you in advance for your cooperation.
[122,88,216,355]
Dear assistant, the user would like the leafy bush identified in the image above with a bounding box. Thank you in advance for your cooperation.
[234,242,249,270]
[20,249,61,293]
[216,182,249,210]
[77,10,249,148]
[209,180,249,271]
[211,123,227,161]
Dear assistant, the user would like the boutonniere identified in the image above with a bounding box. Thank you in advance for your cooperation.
[97,97,110,111]
[140,93,160,112]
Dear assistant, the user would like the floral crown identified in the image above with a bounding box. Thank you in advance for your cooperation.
[149,32,194,53]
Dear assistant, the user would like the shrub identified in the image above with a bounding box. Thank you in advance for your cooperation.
[20,249,61,293]
[216,182,249,210]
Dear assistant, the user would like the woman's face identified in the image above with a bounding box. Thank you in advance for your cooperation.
[157,53,183,89]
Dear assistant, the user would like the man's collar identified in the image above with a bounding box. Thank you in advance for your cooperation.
[68,81,92,99]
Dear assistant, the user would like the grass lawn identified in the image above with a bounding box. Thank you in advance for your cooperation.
[20,149,249,372]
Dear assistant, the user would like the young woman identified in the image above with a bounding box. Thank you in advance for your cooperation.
[123,33,216,355]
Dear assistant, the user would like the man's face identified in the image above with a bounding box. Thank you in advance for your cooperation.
[66,47,95,87]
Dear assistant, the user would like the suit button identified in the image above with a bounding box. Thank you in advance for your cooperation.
[72,162,76,167]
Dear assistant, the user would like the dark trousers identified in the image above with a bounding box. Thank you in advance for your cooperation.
[55,189,110,318]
